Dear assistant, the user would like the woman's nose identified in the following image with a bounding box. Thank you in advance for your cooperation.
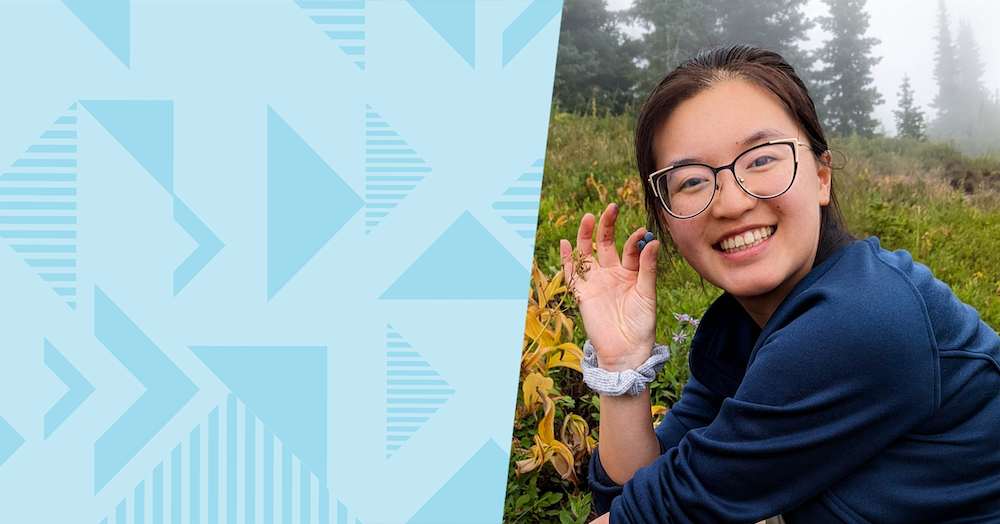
[709,169,757,219]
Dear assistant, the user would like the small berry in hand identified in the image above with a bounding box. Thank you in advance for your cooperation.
[637,239,647,250]
[643,232,654,242]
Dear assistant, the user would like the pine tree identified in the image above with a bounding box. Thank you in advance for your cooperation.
[929,0,959,136]
[814,0,883,138]
[552,0,639,115]
[893,74,926,140]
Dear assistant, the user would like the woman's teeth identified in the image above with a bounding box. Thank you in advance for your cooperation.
[719,226,775,253]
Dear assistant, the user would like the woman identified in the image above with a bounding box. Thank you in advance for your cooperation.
[560,45,1000,524]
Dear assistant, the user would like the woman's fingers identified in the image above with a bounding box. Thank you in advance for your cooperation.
[636,239,659,301]
[559,239,576,282]
[576,212,595,259]
[621,227,648,272]
[595,203,621,268]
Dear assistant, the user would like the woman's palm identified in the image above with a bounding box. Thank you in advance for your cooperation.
[561,203,660,372]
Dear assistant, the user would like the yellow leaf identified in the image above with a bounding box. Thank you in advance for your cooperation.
[538,390,556,444]
[545,270,565,301]
[561,414,590,459]
[651,405,668,428]
[547,344,583,373]
[547,440,579,484]
[555,215,568,228]
[514,435,546,476]
[522,372,553,414]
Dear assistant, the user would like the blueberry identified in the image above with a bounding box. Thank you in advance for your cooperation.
[643,232,654,242]
[637,239,647,250]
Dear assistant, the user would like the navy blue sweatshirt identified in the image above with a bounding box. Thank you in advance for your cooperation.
[588,237,1000,523]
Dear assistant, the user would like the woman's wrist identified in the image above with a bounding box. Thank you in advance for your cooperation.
[581,340,670,397]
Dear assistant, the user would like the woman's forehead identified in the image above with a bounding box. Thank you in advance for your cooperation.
[653,80,800,166]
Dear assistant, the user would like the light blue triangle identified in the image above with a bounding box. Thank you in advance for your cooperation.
[502,0,562,67]
[62,0,130,68]
[43,338,95,439]
[381,211,528,299]
[267,106,364,301]
[68,102,78,110]
[531,158,544,167]
[189,346,327,484]
[406,1,475,68]
[407,439,508,524]
[79,100,173,194]
[0,415,25,467]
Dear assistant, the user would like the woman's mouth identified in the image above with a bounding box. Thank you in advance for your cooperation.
[714,226,777,253]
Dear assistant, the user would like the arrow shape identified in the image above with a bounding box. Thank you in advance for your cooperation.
[43,338,95,439]
[0,415,25,467]
[93,286,198,493]
[173,196,224,296]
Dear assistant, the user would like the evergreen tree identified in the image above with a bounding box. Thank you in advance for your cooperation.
[551,0,639,115]
[627,0,716,97]
[814,0,883,138]
[627,0,814,98]
[893,74,926,140]
[930,0,959,132]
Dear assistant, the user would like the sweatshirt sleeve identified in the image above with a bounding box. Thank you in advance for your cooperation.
[609,292,939,524]
[589,373,727,514]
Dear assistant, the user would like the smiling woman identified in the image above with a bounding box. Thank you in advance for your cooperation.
[560,45,1000,524]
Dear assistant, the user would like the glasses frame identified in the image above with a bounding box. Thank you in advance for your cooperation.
[648,138,810,219]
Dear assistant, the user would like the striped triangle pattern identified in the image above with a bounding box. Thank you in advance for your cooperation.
[365,105,431,235]
[386,323,453,459]
[97,395,361,524]
[0,104,79,310]
[493,158,543,250]
[295,0,366,70]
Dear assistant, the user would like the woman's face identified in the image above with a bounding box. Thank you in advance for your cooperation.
[654,79,831,304]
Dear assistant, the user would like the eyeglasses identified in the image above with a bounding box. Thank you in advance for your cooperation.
[648,138,810,219]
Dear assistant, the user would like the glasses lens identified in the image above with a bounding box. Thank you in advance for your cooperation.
[734,143,795,197]
[656,165,715,217]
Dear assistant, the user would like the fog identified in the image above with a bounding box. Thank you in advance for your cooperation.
[606,0,999,136]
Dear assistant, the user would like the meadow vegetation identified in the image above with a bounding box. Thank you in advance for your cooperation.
[504,112,1000,524]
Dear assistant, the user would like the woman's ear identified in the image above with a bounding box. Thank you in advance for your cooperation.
[817,150,832,207]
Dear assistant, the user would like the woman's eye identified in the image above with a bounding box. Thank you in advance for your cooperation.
[679,178,706,190]
[749,156,776,168]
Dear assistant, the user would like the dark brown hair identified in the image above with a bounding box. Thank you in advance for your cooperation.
[636,44,855,267]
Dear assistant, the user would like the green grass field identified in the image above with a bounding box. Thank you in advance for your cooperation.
[505,112,1000,524]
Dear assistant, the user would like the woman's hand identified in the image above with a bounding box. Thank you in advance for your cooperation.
[560,202,660,372]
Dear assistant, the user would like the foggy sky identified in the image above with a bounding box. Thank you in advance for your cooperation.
[606,0,999,136]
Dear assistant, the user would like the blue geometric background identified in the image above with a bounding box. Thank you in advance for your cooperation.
[0,1,560,522]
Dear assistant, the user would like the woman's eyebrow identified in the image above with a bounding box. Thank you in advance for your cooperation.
[663,128,789,167]
[739,128,787,148]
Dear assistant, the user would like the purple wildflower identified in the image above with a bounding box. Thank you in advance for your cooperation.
[691,319,700,327]
[672,332,687,342]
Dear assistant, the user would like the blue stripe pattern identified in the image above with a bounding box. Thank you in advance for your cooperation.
[364,105,431,235]
[494,158,544,250]
[96,398,362,524]
[297,0,366,69]
[385,323,453,458]
[1,106,78,309]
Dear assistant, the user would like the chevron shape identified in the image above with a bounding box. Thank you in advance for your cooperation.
[173,196,224,296]
[493,158,543,250]
[364,104,431,235]
[295,0,366,70]
[43,338,95,439]
[385,324,453,458]
[502,0,562,67]
[93,286,199,493]
[0,110,79,309]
